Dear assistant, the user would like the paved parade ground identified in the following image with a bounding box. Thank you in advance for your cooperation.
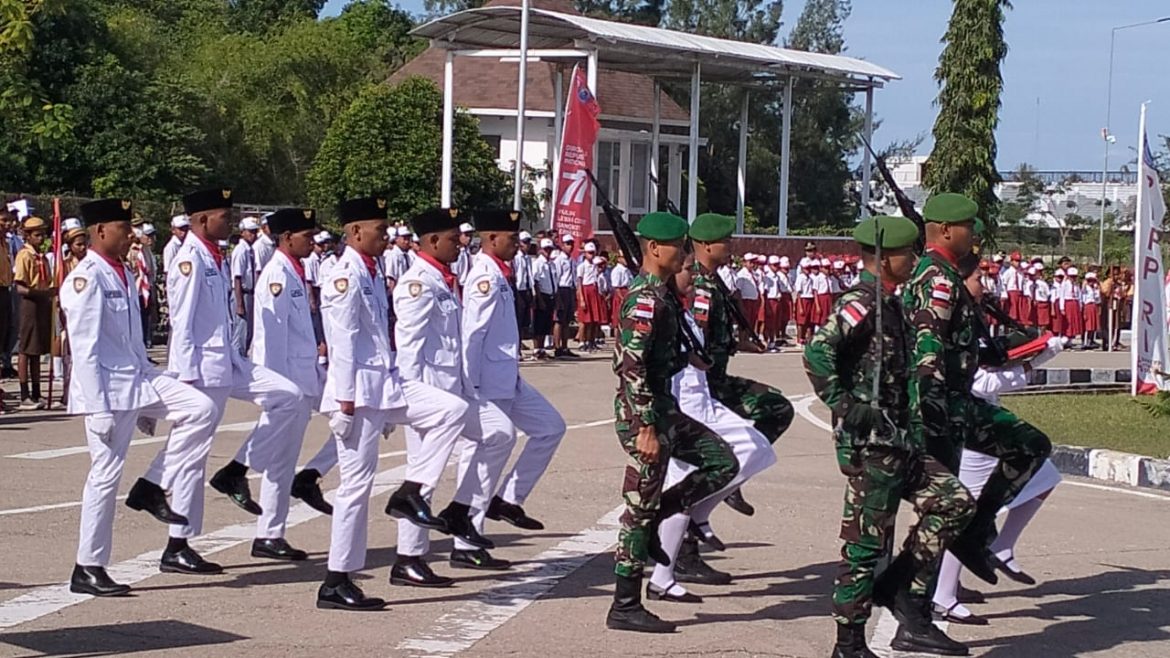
[0,351,1166,658]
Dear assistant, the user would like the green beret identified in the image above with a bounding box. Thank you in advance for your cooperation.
[923,193,978,223]
[689,213,734,242]
[973,218,986,236]
[637,211,688,242]
[853,215,919,250]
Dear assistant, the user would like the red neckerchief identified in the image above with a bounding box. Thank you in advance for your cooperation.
[925,243,959,268]
[279,248,306,283]
[356,250,378,279]
[193,232,224,269]
[486,252,513,279]
[96,251,128,289]
[418,251,457,292]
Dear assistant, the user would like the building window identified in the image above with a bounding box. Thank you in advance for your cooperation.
[483,134,502,163]
[596,140,621,207]
[628,142,650,212]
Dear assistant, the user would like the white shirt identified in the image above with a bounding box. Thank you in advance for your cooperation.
[166,235,238,387]
[462,252,520,401]
[512,251,533,291]
[735,267,759,300]
[319,251,340,283]
[384,246,412,283]
[552,250,576,289]
[163,235,183,274]
[1033,279,1050,303]
[811,272,830,295]
[302,255,319,287]
[1002,265,1020,292]
[229,239,256,291]
[253,233,276,277]
[578,259,599,286]
[717,265,736,291]
[609,262,632,289]
[394,256,468,395]
[1082,285,1101,305]
[533,254,556,295]
[796,271,814,298]
[775,269,794,295]
[254,251,320,397]
[452,246,471,286]
[758,270,778,299]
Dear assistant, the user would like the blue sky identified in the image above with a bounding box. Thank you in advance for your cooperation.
[323,0,1170,172]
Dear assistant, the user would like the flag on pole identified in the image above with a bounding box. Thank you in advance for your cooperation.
[1131,104,1168,395]
[551,64,600,249]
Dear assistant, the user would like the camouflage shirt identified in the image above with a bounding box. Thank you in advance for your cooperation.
[803,270,914,450]
[690,261,737,376]
[902,248,979,449]
[613,272,687,432]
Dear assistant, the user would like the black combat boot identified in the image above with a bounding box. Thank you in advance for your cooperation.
[605,575,676,634]
[831,623,880,658]
[871,551,913,610]
[890,590,969,656]
[674,536,732,585]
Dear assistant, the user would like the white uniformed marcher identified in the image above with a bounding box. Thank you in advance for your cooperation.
[141,188,302,575]
[62,198,218,597]
[394,207,516,577]
[316,199,469,608]
[462,209,567,538]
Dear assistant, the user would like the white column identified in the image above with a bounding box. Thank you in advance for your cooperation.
[687,62,701,222]
[587,50,599,229]
[650,81,661,212]
[736,91,749,233]
[668,144,681,206]
[441,50,455,208]
[512,0,531,212]
[777,76,793,236]
[860,86,874,218]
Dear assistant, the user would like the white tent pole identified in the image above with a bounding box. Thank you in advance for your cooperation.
[778,76,793,236]
[860,86,874,218]
[551,67,565,225]
[650,81,661,212]
[512,0,531,212]
[587,50,598,229]
[441,50,455,208]
[687,61,701,222]
[736,91,749,233]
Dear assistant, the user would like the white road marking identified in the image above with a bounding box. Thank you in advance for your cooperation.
[5,421,258,460]
[869,608,949,657]
[398,505,624,657]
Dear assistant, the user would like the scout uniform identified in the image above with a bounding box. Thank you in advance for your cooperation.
[14,217,53,408]
[804,216,974,658]
[316,198,471,609]
[607,212,738,635]
[209,208,324,562]
[393,207,517,578]
[463,209,567,536]
[63,199,217,597]
[141,188,302,576]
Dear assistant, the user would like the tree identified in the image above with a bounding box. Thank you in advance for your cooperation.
[999,162,1041,242]
[227,0,324,34]
[335,0,425,77]
[925,0,1011,232]
[307,78,509,221]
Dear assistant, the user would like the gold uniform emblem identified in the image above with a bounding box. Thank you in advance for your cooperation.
[448,208,459,219]
[334,278,349,293]
[376,198,387,209]
[270,282,283,297]
[303,209,313,220]
[476,280,491,295]
[222,188,232,200]
[178,261,192,276]
[121,200,132,211]
[73,277,87,292]
[509,211,519,223]
[408,282,422,298]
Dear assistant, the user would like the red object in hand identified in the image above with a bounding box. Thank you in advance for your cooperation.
[1007,331,1054,362]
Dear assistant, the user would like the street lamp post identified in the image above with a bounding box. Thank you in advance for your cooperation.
[1099,17,1170,266]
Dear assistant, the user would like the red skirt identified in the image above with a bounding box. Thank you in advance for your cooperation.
[778,295,793,335]
[1019,298,1033,326]
[815,293,833,325]
[1052,304,1063,335]
[1083,302,1100,332]
[1063,300,1083,337]
[1034,301,1051,328]
[1007,290,1022,321]
[763,299,781,335]
[741,298,761,329]
[796,297,814,325]
[611,287,629,328]
[577,284,607,324]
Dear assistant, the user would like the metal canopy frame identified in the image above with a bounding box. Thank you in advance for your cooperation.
[416,5,899,230]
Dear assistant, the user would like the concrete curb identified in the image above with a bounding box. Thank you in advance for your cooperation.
[1028,367,1130,388]
[1050,444,1170,493]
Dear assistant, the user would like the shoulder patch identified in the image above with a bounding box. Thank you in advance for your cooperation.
[476,279,491,295]
[178,261,192,276]
[840,300,869,328]
[73,277,87,293]
[334,278,349,293]
[930,276,953,309]
[269,282,283,297]
[408,281,423,298]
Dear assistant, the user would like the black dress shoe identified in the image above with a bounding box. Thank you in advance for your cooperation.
[892,622,970,656]
[486,496,544,530]
[317,577,387,611]
[957,583,986,604]
[251,538,308,561]
[291,469,333,515]
[948,539,999,586]
[674,537,732,585]
[438,504,494,549]
[209,466,263,516]
[450,549,511,571]
[688,520,726,552]
[646,581,703,604]
[125,478,189,526]
[160,547,223,575]
[70,565,131,597]
[390,558,454,588]
[989,553,1038,585]
[722,488,756,517]
[384,487,448,532]
[933,602,989,626]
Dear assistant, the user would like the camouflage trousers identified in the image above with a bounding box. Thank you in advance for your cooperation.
[832,445,974,626]
[709,372,794,445]
[614,406,739,578]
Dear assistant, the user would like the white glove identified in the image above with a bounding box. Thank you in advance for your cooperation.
[136,415,158,437]
[329,411,354,441]
[88,412,116,442]
[1032,335,1066,368]
[1046,335,1066,354]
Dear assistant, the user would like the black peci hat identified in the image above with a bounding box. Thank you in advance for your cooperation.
[182,188,234,215]
[267,208,317,234]
[472,208,524,233]
[337,197,389,225]
[410,207,463,236]
[79,198,133,226]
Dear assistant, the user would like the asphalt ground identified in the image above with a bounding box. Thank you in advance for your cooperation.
[0,349,1166,657]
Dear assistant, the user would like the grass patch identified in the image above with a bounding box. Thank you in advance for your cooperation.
[1004,393,1170,459]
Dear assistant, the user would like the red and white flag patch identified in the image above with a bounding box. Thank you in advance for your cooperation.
[841,300,869,327]
[930,280,952,309]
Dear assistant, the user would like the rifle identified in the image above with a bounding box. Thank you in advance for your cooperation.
[860,137,926,255]
[650,174,767,352]
[586,168,712,367]
[872,218,883,407]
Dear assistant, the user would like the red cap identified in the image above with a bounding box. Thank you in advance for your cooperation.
[979,260,990,270]
[1010,251,1022,261]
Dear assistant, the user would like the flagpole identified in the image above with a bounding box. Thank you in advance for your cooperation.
[512,0,531,212]
[49,197,62,408]
[1131,102,1148,396]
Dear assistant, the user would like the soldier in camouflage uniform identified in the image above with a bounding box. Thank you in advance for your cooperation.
[690,213,794,519]
[902,194,1052,587]
[607,212,738,635]
[804,216,974,658]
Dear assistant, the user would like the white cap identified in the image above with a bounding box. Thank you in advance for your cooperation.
[779,256,791,267]
[754,254,765,263]
[1067,266,1079,276]
[1026,266,1036,275]
[584,243,597,253]
[313,231,329,245]
[171,214,189,229]
[240,217,261,231]
[411,233,420,242]
[992,254,1004,262]
[132,227,145,239]
[834,260,845,269]
[217,239,229,247]
[799,257,812,268]
[1054,268,1065,277]
[62,217,82,231]
[260,213,270,226]
[540,237,554,249]
[519,231,532,242]
[593,256,606,265]
[767,255,781,265]
[743,252,756,261]
[1086,271,1098,280]
[820,257,831,267]
[562,233,575,244]
[143,223,156,235]
[396,226,411,237]
[459,222,474,234]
